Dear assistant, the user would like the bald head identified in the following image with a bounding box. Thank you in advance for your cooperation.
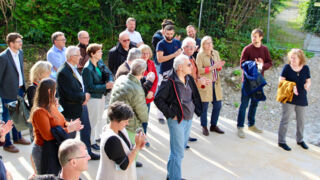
[119,31,130,50]
[78,31,90,46]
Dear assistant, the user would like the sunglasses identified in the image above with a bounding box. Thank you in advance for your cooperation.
[121,39,130,43]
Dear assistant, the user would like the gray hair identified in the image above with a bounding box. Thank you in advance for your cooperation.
[173,54,189,70]
[51,31,64,44]
[130,59,147,76]
[65,46,80,60]
[77,30,88,38]
[127,48,141,62]
[58,139,85,167]
[182,37,196,48]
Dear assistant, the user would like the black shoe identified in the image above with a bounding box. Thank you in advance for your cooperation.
[297,141,309,149]
[278,143,291,151]
[91,144,100,151]
[89,152,100,160]
[96,138,101,143]
[166,178,186,180]
[158,118,165,124]
[185,145,190,149]
[136,161,143,168]
[188,137,197,142]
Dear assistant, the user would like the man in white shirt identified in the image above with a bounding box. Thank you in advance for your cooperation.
[125,17,144,47]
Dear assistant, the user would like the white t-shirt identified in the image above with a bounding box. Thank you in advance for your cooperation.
[125,29,143,44]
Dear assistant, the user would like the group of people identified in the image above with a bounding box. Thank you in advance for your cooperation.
[0,16,312,180]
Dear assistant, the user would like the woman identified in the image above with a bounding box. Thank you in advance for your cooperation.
[96,101,145,180]
[27,61,52,109]
[82,43,114,150]
[30,78,82,174]
[138,44,158,147]
[278,49,311,151]
[196,36,225,136]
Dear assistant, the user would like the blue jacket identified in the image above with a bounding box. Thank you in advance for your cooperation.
[241,61,267,101]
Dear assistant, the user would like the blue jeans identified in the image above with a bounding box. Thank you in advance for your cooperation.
[1,88,24,147]
[142,103,151,134]
[200,83,222,127]
[167,118,192,180]
[237,90,259,127]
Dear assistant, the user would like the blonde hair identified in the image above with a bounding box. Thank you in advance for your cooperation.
[287,48,306,66]
[138,44,153,59]
[199,35,213,54]
[30,61,52,83]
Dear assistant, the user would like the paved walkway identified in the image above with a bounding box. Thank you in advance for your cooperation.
[1,103,320,180]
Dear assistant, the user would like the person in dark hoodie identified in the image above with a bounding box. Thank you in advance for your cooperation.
[108,32,136,75]
[77,30,90,73]
[154,54,202,180]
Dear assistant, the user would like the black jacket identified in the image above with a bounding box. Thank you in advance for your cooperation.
[108,42,136,75]
[154,69,202,123]
[82,59,112,98]
[0,48,26,99]
[57,62,86,119]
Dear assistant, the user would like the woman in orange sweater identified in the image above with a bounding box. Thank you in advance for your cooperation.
[30,78,83,174]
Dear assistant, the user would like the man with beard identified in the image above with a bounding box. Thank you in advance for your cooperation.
[237,28,272,138]
[156,25,182,124]
[124,17,144,47]
[186,25,201,59]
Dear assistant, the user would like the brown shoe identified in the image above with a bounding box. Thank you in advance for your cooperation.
[3,145,19,153]
[202,126,209,136]
[14,137,31,145]
[210,126,225,134]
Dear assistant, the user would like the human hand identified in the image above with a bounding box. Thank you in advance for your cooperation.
[67,118,83,132]
[146,91,154,99]
[134,131,146,150]
[174,34,181,41]
[106,82,114,89]
[82,93,91,105]
[199,77,211,86]
[173,116,177,120]
[293,86,299,96]
[304,83,310,91]
[0,120,13,142]
[146,72,155,82]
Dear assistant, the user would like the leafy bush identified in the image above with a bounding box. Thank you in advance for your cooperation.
[304,0,320,34]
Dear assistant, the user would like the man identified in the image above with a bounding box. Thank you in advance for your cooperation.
[154,54,202,180]
[237,28,272,138]
[109,59,149,168]
[58,139,90,180]
[186,25,201,59]
[57,46,99,160]
[125,17,144,47]
[108,31,136,75]
[0,32,30,153]
[77,30,90,73]
[181,37,211,145]
[152,19,174,65]
[156,24,182,124]
[47,31,66,79]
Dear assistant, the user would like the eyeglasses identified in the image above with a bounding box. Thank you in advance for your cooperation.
[185,45,195,49]
[121,39,130,43]
[68,154,90,161]
[72,54,81,57]
[56,39,67,42]
[14,40,23,43]
[80,36,90,39]
[142,53,150,56]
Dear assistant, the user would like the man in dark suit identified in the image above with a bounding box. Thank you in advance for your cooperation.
[56,46,99,160]
[0,32,31,153]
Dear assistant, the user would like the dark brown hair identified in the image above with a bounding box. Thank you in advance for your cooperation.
[30,78,56,122]
[161,19,174,29]
[108,101,133,122]
[164,25,175,31]
[6,32,23,45]
[86,43,102,58]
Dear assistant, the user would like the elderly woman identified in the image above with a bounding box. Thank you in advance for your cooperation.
[82,43,114,150]
[96,101,146,180]
[138,45,158,147]
[278,49,311,151]
[30,79,83,174]
[196,36,225,136]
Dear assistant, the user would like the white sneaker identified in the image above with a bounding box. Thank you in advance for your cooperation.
[237,127,245,138]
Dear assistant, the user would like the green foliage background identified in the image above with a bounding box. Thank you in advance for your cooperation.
[304,0,320,34]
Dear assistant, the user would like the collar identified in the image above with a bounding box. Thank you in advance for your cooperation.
[125,29,135,34]
[53,45,66,52]
[128,73,140,84]
[66,61,77,69]
[173,70,189,84]
[8,47,19,56]
[78,43,88,49]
